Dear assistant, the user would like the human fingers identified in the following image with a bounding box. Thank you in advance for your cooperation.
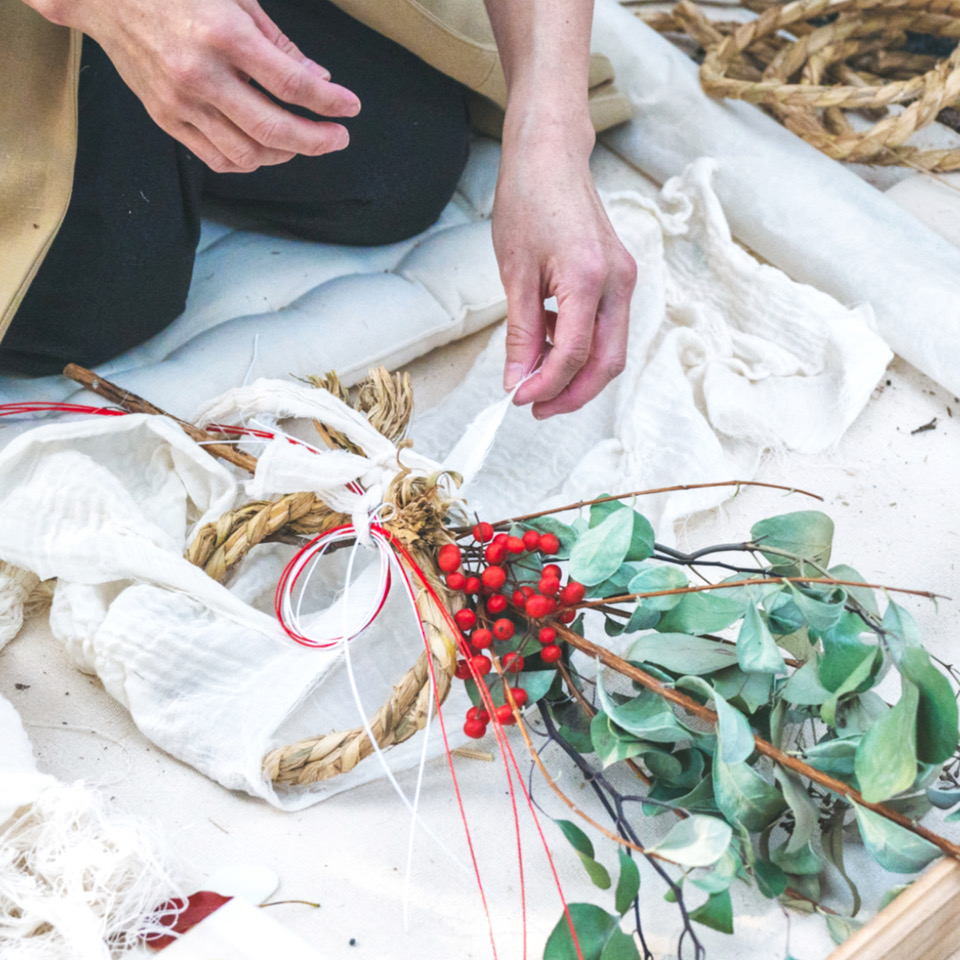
[233,7,361,121]
[503,275,549,392]
[177,110,297,173]
[531,286,631,419]
[513,285,601,408]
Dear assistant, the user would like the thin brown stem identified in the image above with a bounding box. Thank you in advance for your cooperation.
[63,365,259,474]
[483,480,824,530]
[578,576,946,608]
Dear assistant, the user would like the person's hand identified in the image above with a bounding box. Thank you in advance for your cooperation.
[492,122,637,419]
[30,0,360,173]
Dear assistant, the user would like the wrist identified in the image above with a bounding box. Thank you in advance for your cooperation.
[501,95,595,163]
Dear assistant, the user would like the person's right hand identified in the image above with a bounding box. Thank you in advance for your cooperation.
[28,0,361,173]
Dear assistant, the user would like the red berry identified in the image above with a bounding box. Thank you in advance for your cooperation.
[544,597,558,615]
[481,566,507,590]
[520,585,535,599]
[484,542,508,565]
[506,536,525,554]
[522,530,541,551]
[454,608,477,631]
[538,626,557,645]
[560,581,586,605]
[525,594,551,619]
[493,533,509,545]
[467,706,491,723]
[542,564,562,580]
[558,609,577,624]
[464,718,487,739]
[470,655,491,676]
[540,533,560,554]
[541,644,562,663]
[464,576,481,595]
[495,703,516,725]
[471,628,493,650]
[512,589,526,608]
[472,522,494,543]
[438,543,462,573]
[539,576,561,596]
[502,652,524,673]
[508,687,528,707]
[446,572,466,591]
[492,618,515,641]
[455,659,471,679]
[487,593,508,614]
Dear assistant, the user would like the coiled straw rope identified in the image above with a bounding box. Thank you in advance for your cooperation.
[183,368,462,787]
[639,0,960,170]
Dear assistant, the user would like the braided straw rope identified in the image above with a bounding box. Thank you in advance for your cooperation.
[643,0,960,170]
[184,369,464,787]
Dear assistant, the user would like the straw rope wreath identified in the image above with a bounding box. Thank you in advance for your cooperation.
[640,0,960,171]
[185,368,463,788]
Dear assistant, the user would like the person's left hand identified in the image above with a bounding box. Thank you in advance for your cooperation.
[492,126,637,419]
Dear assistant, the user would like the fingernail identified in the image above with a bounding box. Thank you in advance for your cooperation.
[504,363,524,391]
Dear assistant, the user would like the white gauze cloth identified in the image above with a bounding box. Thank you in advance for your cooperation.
[0,164,890,808]
[0,694,183,959]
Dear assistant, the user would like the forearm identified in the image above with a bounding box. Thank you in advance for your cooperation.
[483,0,596,153]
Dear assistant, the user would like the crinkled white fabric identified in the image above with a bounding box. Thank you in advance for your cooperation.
[0,562,40,653]
[417,162,891,535]
[593,0,960,396]
[0,164,891,811]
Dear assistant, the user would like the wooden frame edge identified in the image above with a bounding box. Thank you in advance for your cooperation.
[826,857,960,960]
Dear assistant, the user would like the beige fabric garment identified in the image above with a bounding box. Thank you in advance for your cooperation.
[0,3,80,344]
[0,0,630,344]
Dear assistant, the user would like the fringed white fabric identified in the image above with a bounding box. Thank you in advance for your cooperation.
[0,562,41,652]
[0,695,184,959]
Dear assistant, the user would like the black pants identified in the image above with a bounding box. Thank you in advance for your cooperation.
[1,0,470,374]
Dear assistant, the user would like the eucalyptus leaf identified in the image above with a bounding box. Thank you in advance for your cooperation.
[628,634,738,676]
[713,758,786,832]
[819,632,880,694]
[517,669,558,705]
[655,582,748,635]
[543,904,639,960]
[622,604,662,634]
[647,816,732,867]
[775,767,819,853]
[615,849,640,917]
[555,819,611,890]
[854,681,919,802]
[552,700,596,754]
[750,511,834,570]
[714,694,755,764]
[737,605,788,675]
[771,839,823,876]
[689,848,739,894]
[825,915,862,946]
[828,564,879,616]
[821,648,883,726]
[627,563,689,612]
[882,599,922,662]
[926,787,960,810]
[782,660,830,706]
[852,802,941,873]
[569,511,635,587]
[835,692,889,739]
[711,667,774,714]
[590,712,648,770]
[588,500,655,563]
[802,738,858,778]
[899,647,960,764]
[689,889,734,934]
[822,811,861,917]
[787,582,847,633]
[597,683,692,744]
[754,859,788,899]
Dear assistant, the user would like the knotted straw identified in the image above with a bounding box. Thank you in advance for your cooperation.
[185,369,463,787]
[641,0,960,171]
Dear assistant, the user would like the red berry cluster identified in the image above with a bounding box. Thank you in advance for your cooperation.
[439,522,585,741]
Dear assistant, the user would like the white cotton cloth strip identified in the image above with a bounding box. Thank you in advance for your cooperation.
[592,0,960,396]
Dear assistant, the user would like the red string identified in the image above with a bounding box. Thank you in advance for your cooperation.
[386,533,585,960]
